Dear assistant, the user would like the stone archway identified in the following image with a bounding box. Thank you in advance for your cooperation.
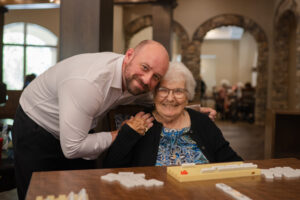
[273,0,300,109]
[273,10,297,109]
[190,14,269,125]
[124,15,189,57]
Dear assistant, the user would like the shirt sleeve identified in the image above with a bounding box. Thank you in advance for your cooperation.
[58,78,112,160]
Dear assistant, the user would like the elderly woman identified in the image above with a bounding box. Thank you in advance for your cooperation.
[103,62,242,168]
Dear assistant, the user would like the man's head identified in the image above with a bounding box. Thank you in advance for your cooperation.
[122,40,169,95]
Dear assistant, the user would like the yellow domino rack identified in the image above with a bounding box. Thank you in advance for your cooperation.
[167,161,261,182]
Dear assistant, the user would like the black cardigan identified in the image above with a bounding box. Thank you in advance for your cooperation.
[103,108,243,168]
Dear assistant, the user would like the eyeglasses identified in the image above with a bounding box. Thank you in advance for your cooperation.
[156,87,187,99]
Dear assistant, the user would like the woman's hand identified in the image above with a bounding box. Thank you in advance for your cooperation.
[126,112,154,135]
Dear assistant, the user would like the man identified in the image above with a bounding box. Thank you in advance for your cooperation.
[12,40,215,200]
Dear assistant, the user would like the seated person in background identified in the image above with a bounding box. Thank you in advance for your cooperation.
[103,62,242,168]
[23,73,36,89]
[0,82,7,104]
[240,82,255,122]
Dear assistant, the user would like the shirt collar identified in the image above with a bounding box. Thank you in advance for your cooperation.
[111,55,125,89]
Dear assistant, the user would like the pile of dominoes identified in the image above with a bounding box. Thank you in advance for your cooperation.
[100,172,164,188]
[261,166,300,180]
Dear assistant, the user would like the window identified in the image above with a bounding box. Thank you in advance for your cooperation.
[3,22,58,90]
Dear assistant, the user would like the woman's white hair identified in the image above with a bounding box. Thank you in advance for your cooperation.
[162,61,196,100]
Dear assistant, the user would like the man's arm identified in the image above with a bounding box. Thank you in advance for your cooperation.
[58,79,113,160]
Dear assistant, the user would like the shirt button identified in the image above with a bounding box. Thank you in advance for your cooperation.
[190,130,193,133]
[201,146,206,150]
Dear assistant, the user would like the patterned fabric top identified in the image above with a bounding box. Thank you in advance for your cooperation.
[155,126,209,166]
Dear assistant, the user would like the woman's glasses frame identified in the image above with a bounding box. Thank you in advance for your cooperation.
[156,87,187,99]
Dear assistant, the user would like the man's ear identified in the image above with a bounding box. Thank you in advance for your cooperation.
[124,48,134,64]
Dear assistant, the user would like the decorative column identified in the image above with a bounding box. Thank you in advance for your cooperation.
[152,1,176,59]
[60,0,113,60]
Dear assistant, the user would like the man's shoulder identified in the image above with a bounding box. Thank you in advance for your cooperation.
[71,52,122,60]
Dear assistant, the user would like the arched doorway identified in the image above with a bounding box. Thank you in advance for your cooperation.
[190,14,268,125]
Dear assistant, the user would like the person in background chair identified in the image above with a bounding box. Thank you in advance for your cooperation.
[23,73,36,89]
[104,62,242,168]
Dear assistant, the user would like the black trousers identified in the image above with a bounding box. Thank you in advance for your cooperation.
[12,106,96,200]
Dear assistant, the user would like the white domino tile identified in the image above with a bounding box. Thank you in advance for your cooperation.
[67,192,75,200]
[216,183,252,200]
[78,188,88,200]
[181,163,196,168]
[201,163,257,173]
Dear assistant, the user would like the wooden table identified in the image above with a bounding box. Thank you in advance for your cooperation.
[26,158,300,200]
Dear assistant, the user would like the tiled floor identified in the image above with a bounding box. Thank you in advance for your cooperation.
[216,120,265,160]
[0,120,265,200]
[0,189,17,200]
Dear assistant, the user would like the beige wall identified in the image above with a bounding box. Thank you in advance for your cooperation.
[238,32,257,85]
[113,5,125,54]
[5,8,60,37]
[200,57,216,96]
[201,40,239,87]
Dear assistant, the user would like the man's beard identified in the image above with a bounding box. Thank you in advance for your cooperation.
[126,74,150,95]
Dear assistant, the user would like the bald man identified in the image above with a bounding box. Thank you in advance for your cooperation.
[12,40,170,200]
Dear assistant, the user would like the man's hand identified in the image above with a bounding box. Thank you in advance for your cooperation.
[126,112,154,135]
[187,104,217,121]
[199,107,217,121]
[110,111,154,142]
